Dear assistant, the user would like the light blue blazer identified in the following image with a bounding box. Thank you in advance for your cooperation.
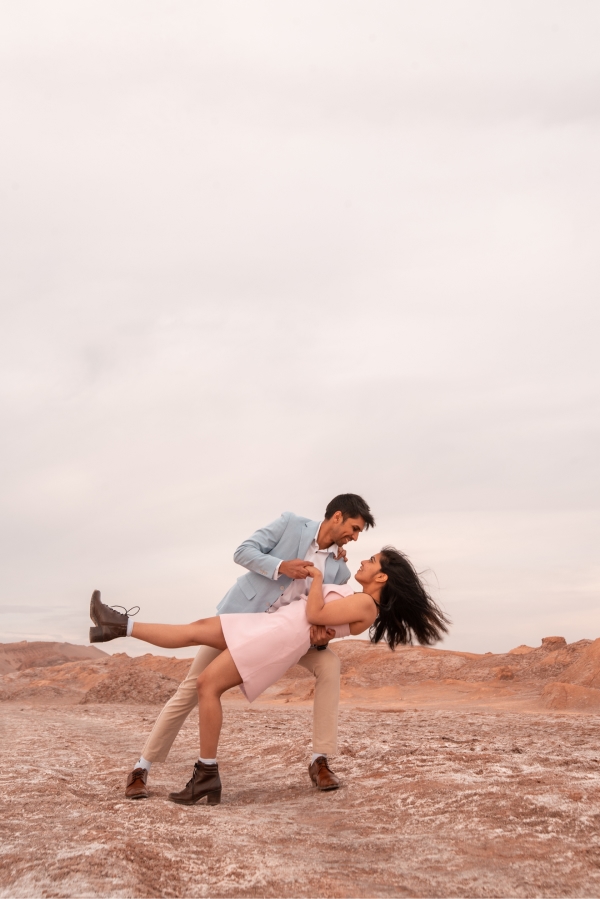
[217,511,351,614]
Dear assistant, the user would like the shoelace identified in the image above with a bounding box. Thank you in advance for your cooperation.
[109,605,140,616]
[186,762,203,787]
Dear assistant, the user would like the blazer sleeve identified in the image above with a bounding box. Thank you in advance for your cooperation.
[232,511,293,580]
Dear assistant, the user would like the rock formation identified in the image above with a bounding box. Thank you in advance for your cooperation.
[2,635,599,711]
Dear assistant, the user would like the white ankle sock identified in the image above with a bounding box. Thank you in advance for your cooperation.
[311,753,327,764]
[199,757,217,765]
[136,756,151,772]
[126,617,134,637]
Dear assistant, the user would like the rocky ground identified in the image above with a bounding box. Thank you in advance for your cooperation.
[1,638,600,897]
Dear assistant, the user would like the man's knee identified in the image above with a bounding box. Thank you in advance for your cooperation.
[159,670,200,712]
[314,649,341,681]
[162,694,193,721]
[177,670,202,696]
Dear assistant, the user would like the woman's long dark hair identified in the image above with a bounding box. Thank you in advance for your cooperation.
[370,546,449,650]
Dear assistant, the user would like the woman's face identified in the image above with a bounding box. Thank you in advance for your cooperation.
[355,552,383,585]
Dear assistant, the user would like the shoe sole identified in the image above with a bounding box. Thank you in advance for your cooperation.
[168,790,221,806]
[311,778,340,791]
[126,793,149,800]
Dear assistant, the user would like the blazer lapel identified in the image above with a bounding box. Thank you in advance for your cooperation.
[298,520,319,560]
[324,554,341,583]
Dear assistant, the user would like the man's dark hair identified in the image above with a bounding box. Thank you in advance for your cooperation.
[324,494,375,529]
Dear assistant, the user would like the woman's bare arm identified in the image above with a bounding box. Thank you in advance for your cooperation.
[305,568,377,635]
[308,595,377,635]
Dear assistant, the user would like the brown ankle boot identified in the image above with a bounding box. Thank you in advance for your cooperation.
[309,756,340,790]
[168,761,222,806]
[89,590,130,643]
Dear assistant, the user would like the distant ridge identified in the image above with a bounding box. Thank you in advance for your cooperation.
[1,637,600,711]
[0,641,107,675]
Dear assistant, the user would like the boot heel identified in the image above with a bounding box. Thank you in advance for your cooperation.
[206,789,221,805]
[89,626,104,643]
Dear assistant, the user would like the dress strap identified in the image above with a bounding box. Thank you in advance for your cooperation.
[363,592,379,609]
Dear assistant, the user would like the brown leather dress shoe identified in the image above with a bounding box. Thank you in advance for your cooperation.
[309,756,340,790]
[89,590,129,643]
[168,761,222,806]
[125,767,149,799]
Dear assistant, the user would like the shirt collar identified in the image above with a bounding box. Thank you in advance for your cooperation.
[312,521,339,554]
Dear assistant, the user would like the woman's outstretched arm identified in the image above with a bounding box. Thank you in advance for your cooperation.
[305,568,377,635]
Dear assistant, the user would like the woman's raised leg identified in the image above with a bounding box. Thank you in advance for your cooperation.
[88,591,227,649]
[196,649,243,758]
[131,617,227,650]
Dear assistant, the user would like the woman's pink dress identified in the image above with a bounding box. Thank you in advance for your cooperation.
[220,584,354,703]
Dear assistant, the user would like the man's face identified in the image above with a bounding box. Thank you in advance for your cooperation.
[329,513,366,545]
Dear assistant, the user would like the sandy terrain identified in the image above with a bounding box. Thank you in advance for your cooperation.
[2,638,600,897]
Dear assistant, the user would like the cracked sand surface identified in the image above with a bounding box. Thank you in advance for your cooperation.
[2,701,600,898]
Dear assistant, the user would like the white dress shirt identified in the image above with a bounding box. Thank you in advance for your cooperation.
[267,522,339,613]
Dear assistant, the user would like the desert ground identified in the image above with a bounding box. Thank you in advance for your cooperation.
[1,637,600,898]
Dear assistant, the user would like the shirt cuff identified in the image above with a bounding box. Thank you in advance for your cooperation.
[273,560,282,580]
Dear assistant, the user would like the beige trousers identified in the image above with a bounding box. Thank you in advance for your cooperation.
[141,645,340,762]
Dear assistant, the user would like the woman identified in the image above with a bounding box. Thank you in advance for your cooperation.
[89,546,448,805]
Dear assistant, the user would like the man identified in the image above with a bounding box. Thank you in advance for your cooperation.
[125,493,375,799]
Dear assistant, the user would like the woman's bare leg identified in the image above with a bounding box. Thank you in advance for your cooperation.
[196,649,243,759]
[130,617,226,650]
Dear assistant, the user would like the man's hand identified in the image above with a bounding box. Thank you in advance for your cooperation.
[279,558,313,579]
[310,625,336,647]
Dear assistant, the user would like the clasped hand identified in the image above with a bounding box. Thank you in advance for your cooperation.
[309,624,336,646]
[278,547,347,581]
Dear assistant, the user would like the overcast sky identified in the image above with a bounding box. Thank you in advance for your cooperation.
[1,0,599,656]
